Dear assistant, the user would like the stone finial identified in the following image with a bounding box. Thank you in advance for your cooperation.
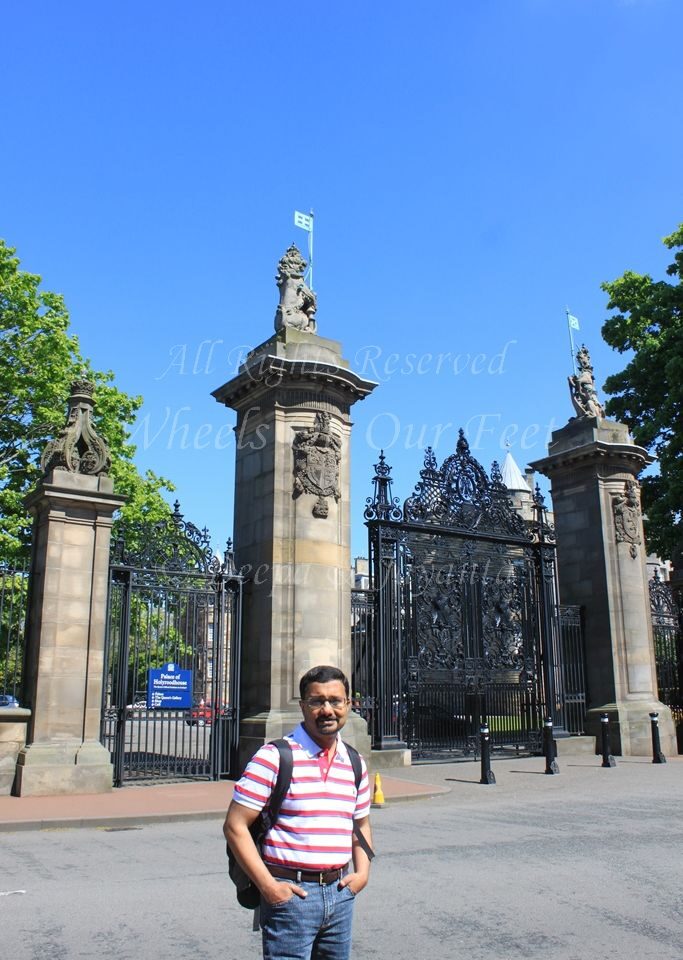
[40,377,112,477]
[568,344,606,419]
[274,244,317,334]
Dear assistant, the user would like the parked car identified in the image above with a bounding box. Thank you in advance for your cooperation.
[185,702,228,726]
[0,694,20,709]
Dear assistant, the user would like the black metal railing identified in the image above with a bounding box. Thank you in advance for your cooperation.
[102,507,243,785]
[559,604,586,735]
[352,591,587,754]
[406,682,479,757]
[405,679,542,759]
[649,573,682,730]
[351,588,375,731]
[354,443,593,759]
[0,563,29,704]
[102,567,243,785]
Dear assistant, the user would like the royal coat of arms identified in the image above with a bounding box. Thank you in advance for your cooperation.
[612,479,642,559]
[293,412,341,518]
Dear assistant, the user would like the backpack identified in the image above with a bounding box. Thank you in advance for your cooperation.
[227,738,372,909]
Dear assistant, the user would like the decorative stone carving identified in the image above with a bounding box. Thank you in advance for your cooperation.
[613,479,642,558]
[293,412,341,517]
[40,378,111,477]
[568,344,606,419]
[274,244,317,333]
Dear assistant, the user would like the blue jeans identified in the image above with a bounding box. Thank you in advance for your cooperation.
[260,880,356,960]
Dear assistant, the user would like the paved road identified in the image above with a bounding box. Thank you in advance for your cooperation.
[1,756,681,960]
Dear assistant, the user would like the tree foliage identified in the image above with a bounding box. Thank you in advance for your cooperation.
[0,239,174,561]
[601,224,683,559]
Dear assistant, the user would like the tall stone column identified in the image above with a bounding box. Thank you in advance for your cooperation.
[213,246,376,768]
[14,381,126,795]
[530,346,676,755]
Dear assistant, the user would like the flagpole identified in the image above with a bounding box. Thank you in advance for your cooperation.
[308,209,314,290]
[294,209,314,288]
[566,307,577,373]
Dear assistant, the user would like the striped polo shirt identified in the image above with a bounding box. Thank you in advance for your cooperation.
[232,724,371,870]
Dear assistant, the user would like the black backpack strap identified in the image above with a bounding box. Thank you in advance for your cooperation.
[346,743,375,862]
[346,743,363,790]
[260,739,293,832]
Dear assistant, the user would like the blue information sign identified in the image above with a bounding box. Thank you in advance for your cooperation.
[147,663,192,709]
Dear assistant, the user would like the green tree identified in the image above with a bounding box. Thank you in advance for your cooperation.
[601,224,683,559]
[0,239,174,561]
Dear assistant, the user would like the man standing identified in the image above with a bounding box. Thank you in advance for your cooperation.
[224,665,373,960]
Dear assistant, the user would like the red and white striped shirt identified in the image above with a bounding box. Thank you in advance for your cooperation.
[232,724,371,870]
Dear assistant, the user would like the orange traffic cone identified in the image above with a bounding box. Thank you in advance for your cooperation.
[372,771,385,806]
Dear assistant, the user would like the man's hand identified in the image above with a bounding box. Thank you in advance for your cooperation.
[341,814,373,896]
[261,880,307,905]
[338,870,369,896]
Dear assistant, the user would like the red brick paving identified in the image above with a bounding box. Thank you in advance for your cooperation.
[0,774,448,831]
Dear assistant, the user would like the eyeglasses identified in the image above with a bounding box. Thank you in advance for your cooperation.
[301,697,349,710]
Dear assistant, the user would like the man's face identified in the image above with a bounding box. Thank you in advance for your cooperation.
[299,679,350,745]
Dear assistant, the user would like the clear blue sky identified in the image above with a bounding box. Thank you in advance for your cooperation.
[3,0,682,557]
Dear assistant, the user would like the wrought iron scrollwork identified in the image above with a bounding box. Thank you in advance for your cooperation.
[403,430,528,538]
[411,554,529,678]
[111,501,224,575]
[530,484,556,544]
[414,560,465,670]
[480,574,525,673]
[363,427,564,757]
[364,450,403,521]
[649,570,679,627]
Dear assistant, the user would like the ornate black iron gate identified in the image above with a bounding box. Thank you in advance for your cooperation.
[355,433,569,758]
[101,503,243,785]
[649,571,682,740]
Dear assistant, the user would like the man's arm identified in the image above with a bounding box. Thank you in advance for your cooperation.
[339,815,372,895]
[224,800,307,904]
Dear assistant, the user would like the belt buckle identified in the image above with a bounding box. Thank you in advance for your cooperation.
[318,871,325,885]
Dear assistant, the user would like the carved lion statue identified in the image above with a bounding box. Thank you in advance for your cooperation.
[274,244,317,333]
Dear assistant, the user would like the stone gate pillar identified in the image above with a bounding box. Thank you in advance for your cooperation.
[14,380,126,795]
[213,246,376,768]
[530,346,676,755]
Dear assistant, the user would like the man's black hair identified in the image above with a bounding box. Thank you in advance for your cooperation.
[299,665,349,700]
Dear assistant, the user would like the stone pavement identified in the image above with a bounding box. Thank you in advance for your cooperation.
[0,769,449,831]
[2,753,681,960]
[1,747,678,834]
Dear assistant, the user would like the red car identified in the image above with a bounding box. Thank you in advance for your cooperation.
[185,702,228,726]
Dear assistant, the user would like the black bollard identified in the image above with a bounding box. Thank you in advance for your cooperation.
[479,722,496,784]
[649,712,667,764]
[543,716,559,774]
[600,712,616,767]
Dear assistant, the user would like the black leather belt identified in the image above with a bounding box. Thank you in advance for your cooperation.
[266,863,349,885]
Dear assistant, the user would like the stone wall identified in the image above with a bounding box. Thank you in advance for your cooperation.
[0,708,30,795]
